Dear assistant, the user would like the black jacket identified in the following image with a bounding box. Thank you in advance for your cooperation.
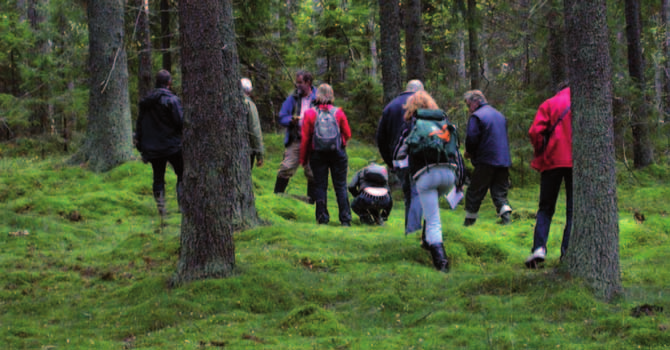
[376,91,415,166]
[135,88,183,160]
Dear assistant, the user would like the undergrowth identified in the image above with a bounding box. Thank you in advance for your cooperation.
[0,134,668,349]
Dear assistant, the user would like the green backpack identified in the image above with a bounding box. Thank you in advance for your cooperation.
[405,109,460,165]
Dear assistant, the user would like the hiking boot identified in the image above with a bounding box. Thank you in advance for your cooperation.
[524,247,546,269]
[428,243,450,272]
[463,218,476,226]
[153,190,167,218]
[499,212,511,225]
[359,215,375,225]
[375,215,385,226]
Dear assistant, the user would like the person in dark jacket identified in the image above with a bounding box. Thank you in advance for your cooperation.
[348,163,393,225]
[135,69,183,219]
[462,90,512,226]
[376,80,424,235]
[273,70,317,202]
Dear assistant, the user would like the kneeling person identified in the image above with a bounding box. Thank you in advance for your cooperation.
[348,163,393,225]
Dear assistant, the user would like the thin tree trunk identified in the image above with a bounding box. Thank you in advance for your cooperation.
[404,0,425,81]
[564,0,622,301]
[467,0,479,89]
[547,0,566,89]
[71,0,132,172]
[136,0,152,99]
[662,0,670,119]
[173,0,259,285]
[160,0,172,72]
[624,0,654,168]
[378,0,402,104]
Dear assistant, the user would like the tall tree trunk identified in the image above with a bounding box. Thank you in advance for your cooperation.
[378,0,402,105]
[160,0,172,71]
[28,0,49,135]
[564,0,622,301]
[624,0,654,168]
[466,0,480,89]
[368,15,378,79]
[662,0,670,119]
[547,0,567,89]
[71,0,132,172]
[173,0,259,285]
[136,0,152,99]
[404,0,425,81]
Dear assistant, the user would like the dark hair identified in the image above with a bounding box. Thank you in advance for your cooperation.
[296,70,313,84]
[556,79,569,92]
[155,69,172,88]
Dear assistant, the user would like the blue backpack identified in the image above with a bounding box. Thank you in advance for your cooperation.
[313,107,341,151]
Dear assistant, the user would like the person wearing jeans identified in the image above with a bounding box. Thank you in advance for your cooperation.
[526,84,572,268]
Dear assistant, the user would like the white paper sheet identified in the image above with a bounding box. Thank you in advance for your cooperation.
[445,187,464,210]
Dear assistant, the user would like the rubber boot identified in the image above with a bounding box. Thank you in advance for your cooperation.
[153,190,167,218]
[274,176,290,194]
[428,243,450,272]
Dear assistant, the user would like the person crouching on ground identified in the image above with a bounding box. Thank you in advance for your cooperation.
[348,163,393,225]
[299,84,353,226]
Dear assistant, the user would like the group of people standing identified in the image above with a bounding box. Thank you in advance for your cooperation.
[135,68,573,273]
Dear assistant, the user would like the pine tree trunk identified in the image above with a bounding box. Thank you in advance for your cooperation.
[136,0,152,100]
[624,0,654,168]
[404,0,425,81]
[378,0,402,105]
[160,0,172,72]
[172,0,259,285]
[72,0,132,172]
[547,0,567,89]
[564,0,622,301]
[467,0,480,89]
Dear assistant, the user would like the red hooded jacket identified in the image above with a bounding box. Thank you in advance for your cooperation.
[300,105,352,165]
[529,88,572,172]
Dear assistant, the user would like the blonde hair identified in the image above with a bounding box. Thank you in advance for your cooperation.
[403,90,439,121]
[315,83,334,105]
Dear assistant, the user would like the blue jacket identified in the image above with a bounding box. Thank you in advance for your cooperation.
[465,104,511,167]
[278,87,317,146]
[376,91,415,166]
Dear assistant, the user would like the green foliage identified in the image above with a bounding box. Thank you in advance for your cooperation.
[0,133,669,349]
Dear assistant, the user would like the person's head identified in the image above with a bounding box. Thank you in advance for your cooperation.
[315,83,334,105]
[403,90,439,121]
[295,70,313,97]
[241,78,253,96]
[463,90,487,113]
[556,79,569,93]
[405,80,424,93]
[155,69,172,89]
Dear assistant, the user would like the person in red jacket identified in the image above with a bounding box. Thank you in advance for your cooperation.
[525,83,572,268]
[300,84,352,226]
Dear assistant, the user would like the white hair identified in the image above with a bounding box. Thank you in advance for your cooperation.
[241,78,253,95]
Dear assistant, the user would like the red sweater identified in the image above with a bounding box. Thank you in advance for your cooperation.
[300,105,352,165]
[529,88,572,172]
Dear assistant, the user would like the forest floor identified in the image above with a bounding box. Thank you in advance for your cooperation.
[1,134,669,349]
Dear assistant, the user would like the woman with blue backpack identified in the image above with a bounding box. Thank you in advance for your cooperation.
[299,84,352,226]
[402,90,462,272]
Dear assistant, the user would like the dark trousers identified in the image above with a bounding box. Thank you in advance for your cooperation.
[310,149,352,224]
[351,191,393,224]
[464,164,510,215]
[532,167,573,257]
[150,151,184,193]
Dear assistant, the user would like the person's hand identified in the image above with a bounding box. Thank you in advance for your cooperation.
[291,115,301,124]
[256,158,264,168]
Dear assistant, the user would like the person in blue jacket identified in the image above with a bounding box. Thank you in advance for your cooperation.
[273,70,317,202]
[462,90,513,226]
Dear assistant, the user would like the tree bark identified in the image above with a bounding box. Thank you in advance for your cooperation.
[466,0,480,89]
[404,0,425,81]
[71,0,132,172]
[547,0,567,89]
[378,0,402,105]
[160,0,172,72]
[663,0,670,119]
[564,0,622,301]
[624,0,654,168]
[173,0,259,285]
[136,0,152,100]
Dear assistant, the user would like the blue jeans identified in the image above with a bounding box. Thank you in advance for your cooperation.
[396,168,423,234]
[415,166,455,245]
[310,149,352,224]
[149,151,184,194]
[532,167,573,256]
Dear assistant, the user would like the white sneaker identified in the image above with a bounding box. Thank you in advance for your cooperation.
[525,247,546,268]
